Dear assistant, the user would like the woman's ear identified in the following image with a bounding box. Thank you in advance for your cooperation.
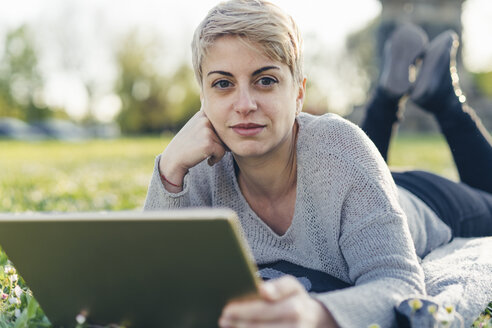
[296,77,307,115]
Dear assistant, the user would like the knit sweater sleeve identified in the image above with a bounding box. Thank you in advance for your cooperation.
[307,115,425,327]
[313,209,425,328]
[143,154,215,210]
[143,155,192,210]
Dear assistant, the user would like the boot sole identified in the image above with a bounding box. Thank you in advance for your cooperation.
[410,31,459,106]
[379,24,428,97]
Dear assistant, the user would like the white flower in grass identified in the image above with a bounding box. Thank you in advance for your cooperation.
[427,305,437,314]
[14,309,21,318]
[4,266,15,275]
[435,304,456,328]
[409,298,423,312]
[11,274,18,282]
[445,305,454,314]
[76,314,86,324]
[14,285,22,297]
[9,297,20,305]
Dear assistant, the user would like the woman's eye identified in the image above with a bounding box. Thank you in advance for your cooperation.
[213,80,232,89]
[257,77,277,87]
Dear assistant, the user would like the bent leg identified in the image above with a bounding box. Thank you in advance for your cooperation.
[393,170,492,238]
[361,89,401,161]
[411,31,492,193]
[361,24,427,161]
[435,102,492,194]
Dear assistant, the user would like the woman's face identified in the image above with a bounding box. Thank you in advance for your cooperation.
[200,35,305,159]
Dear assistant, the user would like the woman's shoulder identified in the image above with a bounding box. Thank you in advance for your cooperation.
[297,112,375,155]
[298,112,366,139]
[297,111,346,126]
[297,112,390,179]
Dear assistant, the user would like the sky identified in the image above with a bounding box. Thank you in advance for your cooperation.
[1,0,491,120]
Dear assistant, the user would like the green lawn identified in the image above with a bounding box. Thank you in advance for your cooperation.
[387,133,458,180]
[0,133,457,213]
[0,137,169,213]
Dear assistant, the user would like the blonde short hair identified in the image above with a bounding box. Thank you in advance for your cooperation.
[191,0,304,86]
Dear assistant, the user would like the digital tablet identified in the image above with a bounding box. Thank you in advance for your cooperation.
[0,209,260,327]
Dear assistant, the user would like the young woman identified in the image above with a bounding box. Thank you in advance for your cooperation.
[144,1,492,327]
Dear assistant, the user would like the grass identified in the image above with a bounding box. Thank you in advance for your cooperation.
[0,133,457,214]
[3,134,490,327]
[0,137,170,213]
[387,133,458,181]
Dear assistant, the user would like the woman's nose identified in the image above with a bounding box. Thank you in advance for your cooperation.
[233,87,257,115]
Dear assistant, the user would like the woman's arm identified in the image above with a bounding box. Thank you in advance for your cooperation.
[144,109,227,210]
[314,211,425,327]
[158,109,227,193]
[310,116,426,327]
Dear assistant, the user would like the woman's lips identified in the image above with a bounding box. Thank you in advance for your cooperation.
[231,123,265,136]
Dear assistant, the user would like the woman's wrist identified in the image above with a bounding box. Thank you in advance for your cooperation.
[312,298,339,328]
[158,156,187,193]
[160,173,182,188]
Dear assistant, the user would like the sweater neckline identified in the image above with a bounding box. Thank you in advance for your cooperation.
[227,115,305,240]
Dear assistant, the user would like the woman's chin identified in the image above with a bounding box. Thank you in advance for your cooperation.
[230,144,268,159]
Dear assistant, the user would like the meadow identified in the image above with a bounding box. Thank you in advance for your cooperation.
[0,134,476,327]
[0,137,170,213]
[0,134,457,214]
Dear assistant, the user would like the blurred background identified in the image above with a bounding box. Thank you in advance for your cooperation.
[1,0,492,212]
[1,0,491,136]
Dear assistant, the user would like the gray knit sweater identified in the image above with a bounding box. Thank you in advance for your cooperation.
[144,113,428,327]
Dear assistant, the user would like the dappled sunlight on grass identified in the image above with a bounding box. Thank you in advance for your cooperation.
[0,138,168,212]
[0,134,457,213]
[387,133,458,181]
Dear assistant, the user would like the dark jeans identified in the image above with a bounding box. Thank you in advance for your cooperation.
[392,170,492,237]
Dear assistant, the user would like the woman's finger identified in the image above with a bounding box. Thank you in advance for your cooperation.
[220,292,331,328]
[220,299,289,325]
[259,276,305,302]
[220,278,308,324]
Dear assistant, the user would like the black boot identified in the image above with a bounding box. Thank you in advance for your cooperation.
[410,30,460,113]
[379,23,428,99]
[362,23,428,160]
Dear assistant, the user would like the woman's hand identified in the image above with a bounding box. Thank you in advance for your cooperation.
[158,109,227,192]
[219,276,339,328]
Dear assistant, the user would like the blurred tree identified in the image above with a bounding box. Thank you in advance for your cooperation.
[114,29,199,134]
[166,63,200,130]
[0,25,51,121]
[115,29,166,134]
[345,19,379,99]
[301,32,373,117]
